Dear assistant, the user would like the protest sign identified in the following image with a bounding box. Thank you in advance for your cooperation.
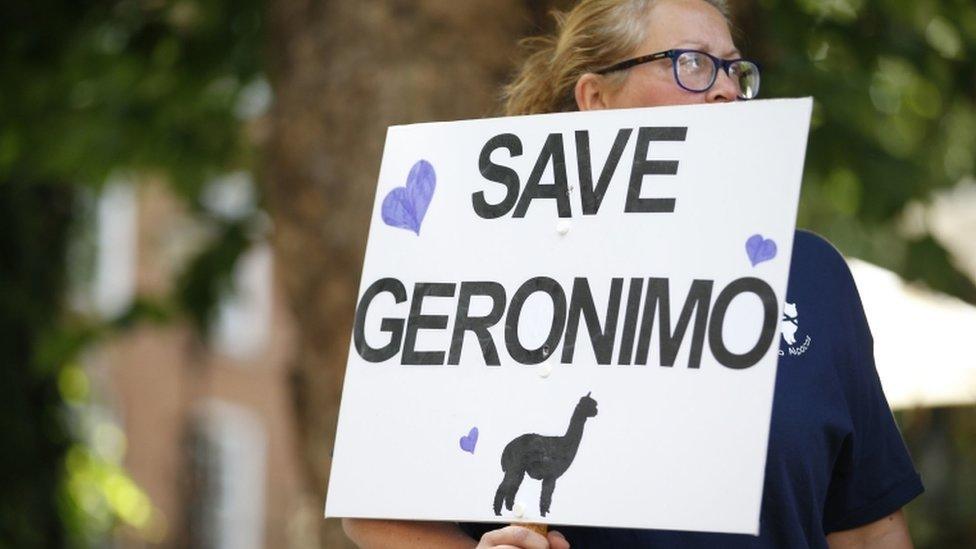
[325,98,812,534]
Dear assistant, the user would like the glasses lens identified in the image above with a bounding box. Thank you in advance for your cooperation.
[730,60,761,99]
[674,51,716,92]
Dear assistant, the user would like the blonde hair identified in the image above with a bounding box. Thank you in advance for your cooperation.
[503,0,730,115]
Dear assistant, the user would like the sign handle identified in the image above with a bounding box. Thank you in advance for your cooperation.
[516,523,548,536]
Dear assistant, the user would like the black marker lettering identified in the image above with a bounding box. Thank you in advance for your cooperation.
[708,277,778,369]
[635,278,713,368]
[513,133,572,218]
[505,277,567,364]
[402,282,457,365]
[561,277,623,364]
[448,281,506,366]
[353,277,407,362]
[625,126,687,213]
[475,133,523,218]
[576,128,633,215]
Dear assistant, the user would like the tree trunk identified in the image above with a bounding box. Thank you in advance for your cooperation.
[264,1,541,546]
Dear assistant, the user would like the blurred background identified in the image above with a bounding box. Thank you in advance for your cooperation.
[1,0,974,547]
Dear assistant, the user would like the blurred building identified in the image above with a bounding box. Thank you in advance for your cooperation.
[80,178,319,548]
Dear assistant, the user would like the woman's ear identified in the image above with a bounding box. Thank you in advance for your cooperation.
[575,73,611,111]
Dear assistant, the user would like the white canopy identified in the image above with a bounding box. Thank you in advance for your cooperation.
[850,258,976,409]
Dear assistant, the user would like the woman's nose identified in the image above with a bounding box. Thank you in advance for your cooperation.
[706,69,739,103]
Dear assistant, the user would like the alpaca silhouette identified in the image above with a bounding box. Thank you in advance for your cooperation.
[493,393,598,517]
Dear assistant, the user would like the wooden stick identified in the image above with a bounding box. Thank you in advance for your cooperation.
[516,522,548,536]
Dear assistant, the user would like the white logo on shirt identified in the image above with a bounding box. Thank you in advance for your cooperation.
[779,301,812,357]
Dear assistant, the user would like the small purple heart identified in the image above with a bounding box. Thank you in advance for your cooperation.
[381,160,436,235]
[459,427,478,454]
[746,234,777,266]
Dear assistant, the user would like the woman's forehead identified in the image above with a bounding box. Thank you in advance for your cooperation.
[673,40,741,58]
[642,0,737,55]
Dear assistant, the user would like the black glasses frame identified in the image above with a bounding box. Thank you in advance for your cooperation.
[594,48,762,99]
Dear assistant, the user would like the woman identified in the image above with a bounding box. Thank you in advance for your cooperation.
[343,1,923,547]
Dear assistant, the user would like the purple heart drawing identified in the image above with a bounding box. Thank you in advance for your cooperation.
[459,426,478,454]
[381,159,436,235]
[746,234,777,266]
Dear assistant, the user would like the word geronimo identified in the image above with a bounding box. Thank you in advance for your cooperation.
[353,276,778,370]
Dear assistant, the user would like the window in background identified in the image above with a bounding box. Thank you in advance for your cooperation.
[185,400,267,549]
[202,172,272,361]
[92,178,138,318]
[213,242,273,360]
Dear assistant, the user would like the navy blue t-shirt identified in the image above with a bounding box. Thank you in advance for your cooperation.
[461,230,923,547]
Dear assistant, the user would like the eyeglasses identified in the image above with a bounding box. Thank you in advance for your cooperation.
[595,48,762,100]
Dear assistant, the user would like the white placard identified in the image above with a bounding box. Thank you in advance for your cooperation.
[325,98,812,534]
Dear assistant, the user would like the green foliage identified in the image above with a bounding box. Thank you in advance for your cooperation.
[1,0,267,332]
[176,217,255,335]
[1,0,263,192]
[1,0,263,545]
[742,0,976,302]
[0,181,74,547]
[904,235,976,303]
[899,406,976,549]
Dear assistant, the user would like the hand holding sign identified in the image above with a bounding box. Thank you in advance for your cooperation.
[474,525,569,549]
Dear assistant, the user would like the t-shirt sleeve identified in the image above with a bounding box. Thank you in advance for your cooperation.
[820,242,923,533]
